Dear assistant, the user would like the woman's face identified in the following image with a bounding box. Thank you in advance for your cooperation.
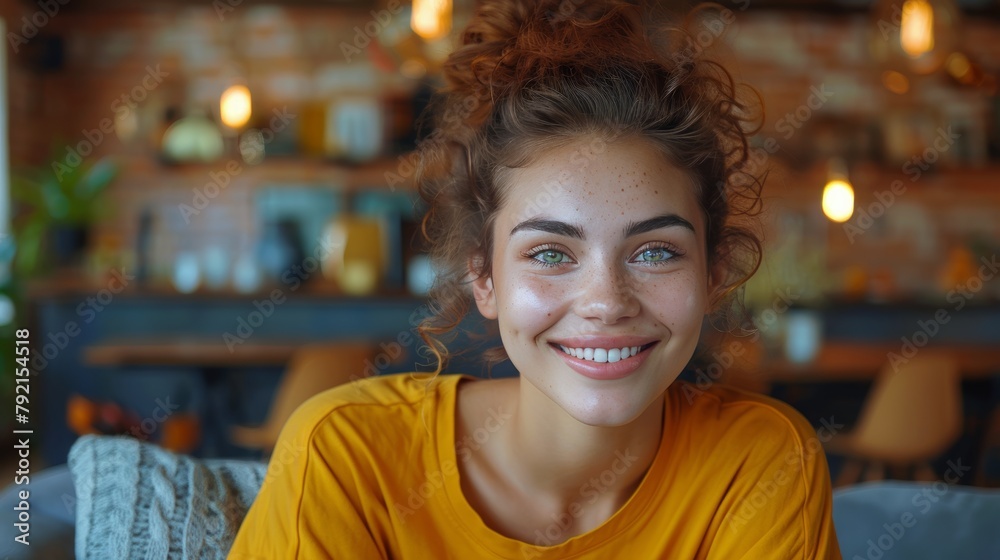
[472,136,716,427]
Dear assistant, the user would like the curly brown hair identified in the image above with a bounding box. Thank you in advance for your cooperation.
[415,0,764,375]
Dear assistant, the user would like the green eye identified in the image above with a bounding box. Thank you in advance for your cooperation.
[537,250,566,264]
[636,248,672,263]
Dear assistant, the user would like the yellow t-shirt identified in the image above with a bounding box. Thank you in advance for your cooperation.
[228,373,842,559]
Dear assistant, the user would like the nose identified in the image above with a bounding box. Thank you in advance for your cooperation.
[574,262,641,324]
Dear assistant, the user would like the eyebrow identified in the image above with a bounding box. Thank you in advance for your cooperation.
[509,214,695,239]
[510,219,585,239]
[623,214,695,237]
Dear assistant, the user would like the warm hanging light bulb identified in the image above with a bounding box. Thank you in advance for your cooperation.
[822,179,855,223]
[901,0,934,58]
[870,0,959,75]
[220,84,252,129]
[822,158,854,223]
[411,0,452,40]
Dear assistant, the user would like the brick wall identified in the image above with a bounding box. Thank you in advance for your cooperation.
[14,3,1000,301]
[3,0,48,166]
[722,12,1000,302]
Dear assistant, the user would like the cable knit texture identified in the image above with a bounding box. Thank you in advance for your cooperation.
[68,435,267,560]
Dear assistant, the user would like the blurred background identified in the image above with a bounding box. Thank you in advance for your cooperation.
[0,0,998,492]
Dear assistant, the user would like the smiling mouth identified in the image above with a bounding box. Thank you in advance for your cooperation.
[552,342,657,363]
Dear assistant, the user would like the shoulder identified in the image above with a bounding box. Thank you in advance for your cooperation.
[667,383,842,558]
[279,373,466,445]
[667,380,830,460]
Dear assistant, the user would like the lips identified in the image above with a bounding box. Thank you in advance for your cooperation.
[556,343,656,363]
[548,337,659,380]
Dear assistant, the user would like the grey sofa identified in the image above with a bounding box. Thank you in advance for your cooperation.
[3,435,1000,559]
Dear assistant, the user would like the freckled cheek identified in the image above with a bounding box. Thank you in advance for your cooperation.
[640,274,707,331]
[500,274,569,333]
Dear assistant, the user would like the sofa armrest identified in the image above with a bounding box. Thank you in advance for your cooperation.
[833,480,1000,559]
[68,435,267,560]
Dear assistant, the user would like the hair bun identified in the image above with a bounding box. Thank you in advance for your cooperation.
[442,0,652,129]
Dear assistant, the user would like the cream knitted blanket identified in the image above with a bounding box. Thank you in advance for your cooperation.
[68,435,267,560]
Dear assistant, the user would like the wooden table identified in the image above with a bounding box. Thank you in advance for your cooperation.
[83,338,309,458]
[761,343,1000,383]
[83,338,299,368]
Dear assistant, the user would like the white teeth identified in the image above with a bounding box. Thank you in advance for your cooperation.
[559,344,647,362]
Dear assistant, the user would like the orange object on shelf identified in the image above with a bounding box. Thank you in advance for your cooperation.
[160,413,202,454]
[66,394,100,436]
[322,215,386,295]
[938,244,978,293]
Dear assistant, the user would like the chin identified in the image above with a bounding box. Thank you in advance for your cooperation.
[551,384,665,428]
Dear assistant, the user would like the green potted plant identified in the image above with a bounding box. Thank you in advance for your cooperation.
[0,153,119,436]
[10,152,119,276]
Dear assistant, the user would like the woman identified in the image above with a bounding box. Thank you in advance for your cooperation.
[229,1,842,558]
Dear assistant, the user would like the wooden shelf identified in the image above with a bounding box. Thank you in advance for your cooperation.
[114,155,418,192]
[25,272,422,301]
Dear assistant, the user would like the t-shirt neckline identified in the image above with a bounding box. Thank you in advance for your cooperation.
[436,374,671,558]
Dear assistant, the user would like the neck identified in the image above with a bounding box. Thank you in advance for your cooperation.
[501,380,664,514]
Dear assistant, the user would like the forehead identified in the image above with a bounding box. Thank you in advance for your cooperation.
[498,137,703,231]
